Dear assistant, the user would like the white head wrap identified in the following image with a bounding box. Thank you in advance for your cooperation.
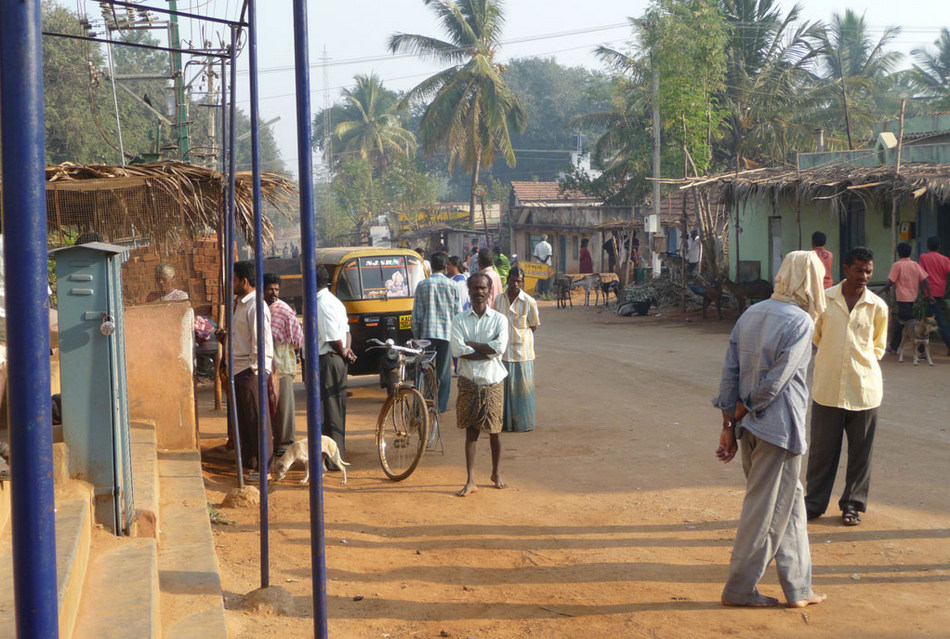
[770,250,827,320]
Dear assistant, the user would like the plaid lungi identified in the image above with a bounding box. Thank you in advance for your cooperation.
[456,376,504,434]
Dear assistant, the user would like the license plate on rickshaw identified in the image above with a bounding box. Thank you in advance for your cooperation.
[399,314,412,330]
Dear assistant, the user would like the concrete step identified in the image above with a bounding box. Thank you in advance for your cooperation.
[130,421,159,539]
[157,450,228,639]
[0,488,93,639]
[71,536,159,639]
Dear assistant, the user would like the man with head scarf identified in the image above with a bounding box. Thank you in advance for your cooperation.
[713,251,827,609]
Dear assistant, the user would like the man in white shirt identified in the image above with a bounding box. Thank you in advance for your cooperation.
[533,234,553,295]
[316,265,357,468]
[533,234,552,265]
[229,260,273,476]
[451,272,509,497]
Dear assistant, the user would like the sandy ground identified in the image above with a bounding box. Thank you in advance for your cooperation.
[199,299,950,639]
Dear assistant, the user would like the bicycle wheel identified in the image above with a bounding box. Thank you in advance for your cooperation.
[376,386,428,481]
[417,364,441,450]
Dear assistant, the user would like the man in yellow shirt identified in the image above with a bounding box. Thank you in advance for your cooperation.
[805,247,888,526]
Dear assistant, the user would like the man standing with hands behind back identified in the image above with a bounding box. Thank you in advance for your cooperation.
[714,251,827,609]
[806,247,888,527]
[316,265,357,469]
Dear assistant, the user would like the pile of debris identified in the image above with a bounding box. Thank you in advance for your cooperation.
[622,275,705,309]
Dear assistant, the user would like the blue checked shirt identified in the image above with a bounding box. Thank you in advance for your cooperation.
[411,272,460,341]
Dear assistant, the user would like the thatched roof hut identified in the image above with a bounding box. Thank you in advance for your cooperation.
[0,161,297,249]
[674,163,950,215]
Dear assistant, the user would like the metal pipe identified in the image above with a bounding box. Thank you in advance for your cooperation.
[0,1,60,637]
[247,0,270,589]
[40,31,232,59]
[225,26,245,490]
[291,2,329,636]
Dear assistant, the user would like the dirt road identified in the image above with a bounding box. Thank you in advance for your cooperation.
[201,302,950,639]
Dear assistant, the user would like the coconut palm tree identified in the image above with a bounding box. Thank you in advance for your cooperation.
[388,0,526,224]
[814,10,902,149]
[332,73,416,173]
[911,28,950,110]
[716,0,823,167]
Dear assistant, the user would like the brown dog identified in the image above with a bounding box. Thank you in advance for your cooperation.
[898,316,938,366]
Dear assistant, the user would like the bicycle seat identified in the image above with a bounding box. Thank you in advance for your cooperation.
[411,339,431,350]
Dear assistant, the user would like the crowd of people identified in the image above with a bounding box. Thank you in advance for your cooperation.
[219,243,541,496]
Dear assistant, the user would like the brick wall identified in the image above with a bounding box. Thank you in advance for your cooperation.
[121,235,221,319]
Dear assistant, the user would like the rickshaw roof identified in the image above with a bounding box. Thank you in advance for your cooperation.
[315,246,423,265]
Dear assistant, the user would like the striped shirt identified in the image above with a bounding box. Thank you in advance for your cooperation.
[494,289,540,362]
[411,272,460,342]
[269,298,302,377]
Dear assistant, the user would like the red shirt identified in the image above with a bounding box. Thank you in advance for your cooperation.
[919,251,950,299]
[813,247,834,288]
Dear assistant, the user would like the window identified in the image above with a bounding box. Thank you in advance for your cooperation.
[335,255,426,301]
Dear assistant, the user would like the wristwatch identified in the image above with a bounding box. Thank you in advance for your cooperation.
[722,420,735,429]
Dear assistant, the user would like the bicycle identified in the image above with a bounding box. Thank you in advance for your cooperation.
[367,338,443,480]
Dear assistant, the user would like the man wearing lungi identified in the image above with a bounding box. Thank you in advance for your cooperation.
[451,272,509,497]
[494,267,540,432]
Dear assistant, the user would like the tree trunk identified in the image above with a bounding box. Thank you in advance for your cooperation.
[469,151,481,228]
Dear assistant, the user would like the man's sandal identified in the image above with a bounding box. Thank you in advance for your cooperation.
[842,506,861,526]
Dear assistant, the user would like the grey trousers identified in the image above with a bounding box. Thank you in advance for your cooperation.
[319,352,347,466]
[272,374,296,453]
[805,402,877,516]
[722,433,813,605]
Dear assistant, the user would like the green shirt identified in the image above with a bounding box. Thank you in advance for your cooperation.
[494,253,511,285]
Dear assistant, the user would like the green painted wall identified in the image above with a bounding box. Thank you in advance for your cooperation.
[734,195,920,284]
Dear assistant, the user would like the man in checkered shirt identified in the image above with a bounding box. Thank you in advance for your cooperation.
[412,252,460,417]
[264,273,303,457]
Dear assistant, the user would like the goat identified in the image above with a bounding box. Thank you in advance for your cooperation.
[662,252,686,281]
[571,274,602,306]
[724,278,773,315]
[554,276,574,309]
[600,279,622,306]
[697,278,725,320]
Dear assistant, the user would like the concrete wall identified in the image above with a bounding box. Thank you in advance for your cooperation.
[124,303,196,449]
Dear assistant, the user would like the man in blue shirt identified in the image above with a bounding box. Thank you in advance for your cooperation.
[411,252,460,415]
[713,251,828,609]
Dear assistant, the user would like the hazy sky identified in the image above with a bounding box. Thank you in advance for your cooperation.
[65,0,950,176]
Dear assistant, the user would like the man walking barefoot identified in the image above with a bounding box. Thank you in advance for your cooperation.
[714,251,828,609]
[451,273,508,496]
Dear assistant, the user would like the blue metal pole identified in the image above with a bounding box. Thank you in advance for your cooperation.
[225,24,245,490]
[291,2,328,636]
[247,0,270,589]
[0,1,60,638]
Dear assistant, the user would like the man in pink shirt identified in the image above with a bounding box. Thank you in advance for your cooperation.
[919,236,950,353]
[477,248,504,309]
[879,242,931,352]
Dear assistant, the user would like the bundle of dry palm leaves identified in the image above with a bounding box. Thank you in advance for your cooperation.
[29,161,297,248]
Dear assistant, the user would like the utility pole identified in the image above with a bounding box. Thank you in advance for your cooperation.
[168,0,191,161]
[891,99,906,262]
[650,51,661,277]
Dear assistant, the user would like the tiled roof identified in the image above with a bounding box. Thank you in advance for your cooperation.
[511,181,601,204]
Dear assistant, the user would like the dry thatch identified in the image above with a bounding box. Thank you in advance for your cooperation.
[6,161,297,248]
[590,216,640,231]
[673,163,950,215]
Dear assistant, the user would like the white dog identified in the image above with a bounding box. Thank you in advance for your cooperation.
[273,436,349,484]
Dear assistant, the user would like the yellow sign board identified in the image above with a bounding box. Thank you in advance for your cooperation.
[399,314,412,330]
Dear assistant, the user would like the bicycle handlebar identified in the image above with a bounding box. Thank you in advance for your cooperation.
[365,337,429,356]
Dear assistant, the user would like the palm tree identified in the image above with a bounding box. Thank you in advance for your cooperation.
[388,0,526,225]
[332,73,416,173]
[814,10,902,149]
[717,0,823,167]
[911,28,950,110]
